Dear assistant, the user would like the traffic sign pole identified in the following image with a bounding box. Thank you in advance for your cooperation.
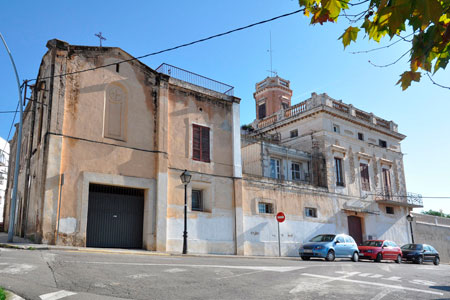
[277,221,281,257]
[276,212,285,257]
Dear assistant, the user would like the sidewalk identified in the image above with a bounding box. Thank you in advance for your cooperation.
[0,232,295,260]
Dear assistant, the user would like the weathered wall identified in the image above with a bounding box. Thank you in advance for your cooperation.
[413,213,450,263]
[241,175,411,257]
[166,80,237,254]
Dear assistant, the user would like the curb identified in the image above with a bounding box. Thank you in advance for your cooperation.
[5,290,25,300]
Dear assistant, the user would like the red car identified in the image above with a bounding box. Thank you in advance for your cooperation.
[358,240,402,263]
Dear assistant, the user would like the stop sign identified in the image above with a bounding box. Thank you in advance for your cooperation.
[276,212,285,223]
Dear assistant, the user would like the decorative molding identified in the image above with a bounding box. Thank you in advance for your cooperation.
[331,144,346,156]
[380,158,393,166]
[357,152,372,161]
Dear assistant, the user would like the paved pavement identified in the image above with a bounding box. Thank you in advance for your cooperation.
[0,243,449,300]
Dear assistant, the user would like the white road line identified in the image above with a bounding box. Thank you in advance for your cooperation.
[63,261,305,272]
[216,270,265,280]
[301,273,443,296]
[367,274,383,278]
[369,289,391,300]
[382,276,402,281]
[39,290,77,300]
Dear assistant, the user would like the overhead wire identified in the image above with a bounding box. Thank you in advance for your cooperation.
[27,9,304,82]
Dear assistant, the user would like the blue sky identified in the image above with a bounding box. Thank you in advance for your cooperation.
[1,0,449,213]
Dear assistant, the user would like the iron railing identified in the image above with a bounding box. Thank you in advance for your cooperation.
[156,63,234,96]
[375,188,423,207]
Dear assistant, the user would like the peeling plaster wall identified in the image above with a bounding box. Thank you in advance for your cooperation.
[241,175,411,256]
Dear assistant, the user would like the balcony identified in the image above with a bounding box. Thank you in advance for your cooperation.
[375,188,423,208]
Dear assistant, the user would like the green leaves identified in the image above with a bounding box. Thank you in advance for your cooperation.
[339,26,360,48]
[396,71,421,90]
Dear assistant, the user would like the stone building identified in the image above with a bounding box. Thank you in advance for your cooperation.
[0,137,9,225]
[240,75,423,256]
[3,39,242,253]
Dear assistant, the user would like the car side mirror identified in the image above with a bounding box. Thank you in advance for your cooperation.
[335,240,340,244]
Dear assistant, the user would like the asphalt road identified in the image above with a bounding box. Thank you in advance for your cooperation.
[0,248,449,300]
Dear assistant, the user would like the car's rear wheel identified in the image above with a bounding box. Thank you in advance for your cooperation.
[351,251,359,262]
[325,250,335,261]
[375,253,382,262]
[433,257,440,266]
[395,255,401,264]
[415,255,423,264]
[301,256,310,261]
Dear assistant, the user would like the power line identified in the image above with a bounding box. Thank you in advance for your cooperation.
[28,9,303,82]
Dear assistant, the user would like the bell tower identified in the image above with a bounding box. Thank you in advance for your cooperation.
[253,76,293,120]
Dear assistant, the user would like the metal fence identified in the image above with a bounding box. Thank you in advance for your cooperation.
[156,63,234,96]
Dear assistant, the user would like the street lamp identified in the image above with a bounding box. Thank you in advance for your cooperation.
[180,170,192,254]
[406,213,415,244]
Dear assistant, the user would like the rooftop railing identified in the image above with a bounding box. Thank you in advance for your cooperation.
[156,63,234,96]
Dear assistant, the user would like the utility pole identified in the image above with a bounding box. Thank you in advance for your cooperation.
[0,33,24,243]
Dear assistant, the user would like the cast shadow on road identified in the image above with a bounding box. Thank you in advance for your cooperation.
[430,286,450,292]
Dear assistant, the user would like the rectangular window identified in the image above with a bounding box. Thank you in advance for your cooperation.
[360,163,370,191]
[258,202,273,214]
[305,207,317,218]
[282,102,289,110]
[290,129,298,138]
[193,124,210,163]
[291,162,302,181]
[333,124,340,134]
[270,158,281,179]
[335,157,344,186]
[382,168,392,199]
[192,189,203,211]
[386,206,394,214]
[379,139,387,148]
[358,132,364,141]
[258,103,266,119]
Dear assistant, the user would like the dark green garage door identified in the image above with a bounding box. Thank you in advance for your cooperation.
[86,184,144,248]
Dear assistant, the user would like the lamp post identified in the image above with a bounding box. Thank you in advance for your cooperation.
[180,170,192,254]
[406,213,415,244]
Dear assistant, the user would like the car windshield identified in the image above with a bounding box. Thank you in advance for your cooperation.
[309,234,336,242]
[362,241,382,247]
[401,244,423,250]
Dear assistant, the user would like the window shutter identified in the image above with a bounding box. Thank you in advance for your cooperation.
[360,163,370,191]
[258,103,266,119]
[193,125,201,160]
[201,126,210,162]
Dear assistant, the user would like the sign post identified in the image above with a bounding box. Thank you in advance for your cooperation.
[276,212,285,257]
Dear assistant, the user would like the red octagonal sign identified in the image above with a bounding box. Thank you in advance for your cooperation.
[276,212,285,223]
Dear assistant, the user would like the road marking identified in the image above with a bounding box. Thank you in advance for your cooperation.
[410,279,437,286]
[164,268,186,273]
[335,271,360,276]
[383,276,402,282]
[0,263,36,274]
[291,272,358,294]
[367,274,383,278]
[370,289,391,300]
[126,273,156,279]
[300,273,443,296]
[63,261,305,272]
[216,270,264,280]
[39,290,77,300]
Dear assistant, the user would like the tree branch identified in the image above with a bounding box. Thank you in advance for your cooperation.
[426,73,450,90]
[368,49,410,67]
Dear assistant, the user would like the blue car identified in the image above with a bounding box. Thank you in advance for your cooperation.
[299,234,359,262]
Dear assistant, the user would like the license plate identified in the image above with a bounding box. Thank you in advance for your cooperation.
[303,249,313,253]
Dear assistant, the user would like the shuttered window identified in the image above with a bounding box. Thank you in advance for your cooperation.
[382,168,392,199]
[193,124,210,163]
[258,103,266,119]
[335,157,344,186]
[360,163,370,191]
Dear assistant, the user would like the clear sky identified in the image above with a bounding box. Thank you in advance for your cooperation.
[1,0,449,213]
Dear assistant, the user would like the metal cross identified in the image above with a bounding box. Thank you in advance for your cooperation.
[94,32,106,47]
